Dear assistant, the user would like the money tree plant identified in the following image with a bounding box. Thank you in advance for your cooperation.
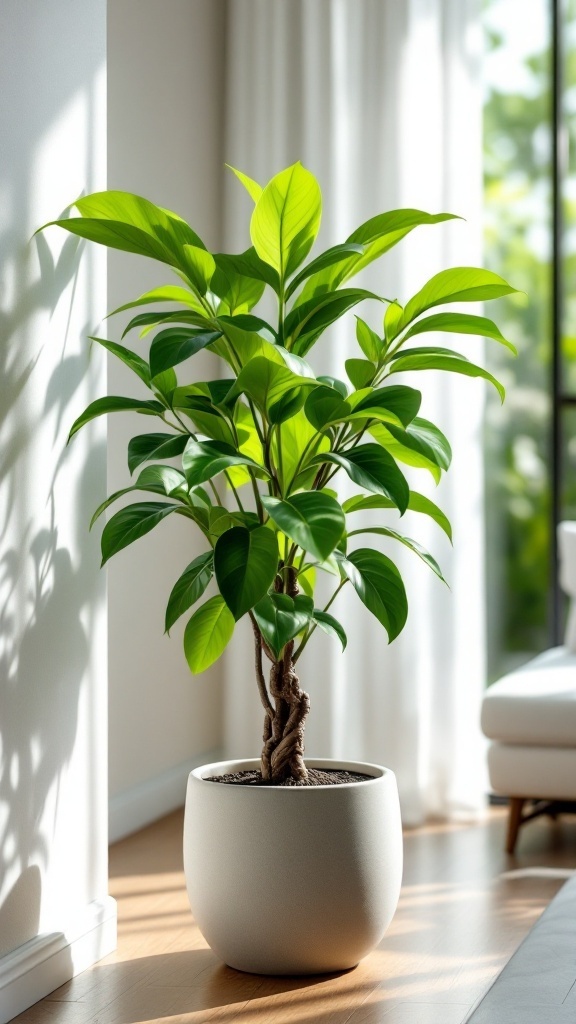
[40,162,516,784]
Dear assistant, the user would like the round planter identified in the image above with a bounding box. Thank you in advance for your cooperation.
[183,757,403,975]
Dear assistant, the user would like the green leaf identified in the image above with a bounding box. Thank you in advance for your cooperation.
[342,491,452,542]
[149,328,221,377]
[181,244,216,295]
[347,527,446,581]
[345,358,376,389]
[339,548,408,641]
[299,210,460,301]
[251,162,322,279]
[384,301,403,342]
[91,465,188,527]
[355,317,383,362]
[253,593,314,657]
[121,309,209,339]
[285,288,378,357]
[261,492,345,562]
[184,596,235,674]
[108,285,206,319]
[312,610,347,651]
[398,267,517,336]
[226,164,263,202]
[370,417,452,480]
[101,501,180,565]
[313,445,409,513]
[89,336,151,386]
[387,349,505,401]
[317,375,348,397]
[349,385,422,428]
[150,368,177,399]
[182,439,266,489]
[226,357,316,420]
[127,432,188,474]
[214,526,279,620]
[401,311,517,353]
[165,551,214,633]
[68,396,164,440]
[285,243,365,299]
[212,248,280,292]
[211,256,266,314]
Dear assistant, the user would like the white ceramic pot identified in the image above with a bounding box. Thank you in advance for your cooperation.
[183,757,403,975]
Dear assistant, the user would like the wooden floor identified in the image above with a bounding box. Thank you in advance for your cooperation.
[14,807,576,1024]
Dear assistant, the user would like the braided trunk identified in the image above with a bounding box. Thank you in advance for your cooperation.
[252,568,310,784]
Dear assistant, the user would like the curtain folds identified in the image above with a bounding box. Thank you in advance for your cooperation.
[220,0,486,823]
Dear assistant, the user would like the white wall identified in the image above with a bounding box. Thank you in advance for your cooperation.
[106,0,226,840]
[0,1,115,1018]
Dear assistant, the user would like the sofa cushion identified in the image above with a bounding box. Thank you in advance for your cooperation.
[481,646,576,747]
[487,742,576,799]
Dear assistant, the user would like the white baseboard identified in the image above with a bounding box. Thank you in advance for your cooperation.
[0,895,117,1024]
[108,749,222,844]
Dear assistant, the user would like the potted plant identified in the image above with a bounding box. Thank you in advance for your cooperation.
[40,162,515,975]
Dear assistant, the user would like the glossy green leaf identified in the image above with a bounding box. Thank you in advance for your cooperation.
[182,439,266,489]
[312,609,347,651]
[285,288,378,357]
[211,256,266,314]
[355,317,383,362]
[345,358,376,390]
[397,267,517,336]
[253,593,314,657]
[251,162,322,279]
[68,396,164,440]
[348,385,422,428]
[214,526,279,619]
[384,301,403,342]
[89,336,151,386]
[342,491,452,541]
[339,548,408,641]
[317,375,348,397]
[127,432,188,474]
[347,527,446,581]
[165,550,214,633]
[299,210,459,301]
[91,465,188,527]
[261,492,345,561]
[181,244,215,294]
[285,243,364,299]
[212,248,280,292]
[184,595,235,674]
[101,501,180,565]
[121,309,209,339]
[313,445,409,512]
[227,357,316,419]
[149,328,221,377]
[226,164,263,202]
[108,285,205,319]
[401,311,517,353]
[370,417,452,480]
[388,349,505,401]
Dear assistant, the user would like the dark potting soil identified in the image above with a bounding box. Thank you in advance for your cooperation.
[206,768,373,787]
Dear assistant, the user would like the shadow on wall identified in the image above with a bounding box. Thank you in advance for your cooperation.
[0,227,106,954]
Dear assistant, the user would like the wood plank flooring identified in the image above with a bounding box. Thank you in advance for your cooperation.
[13,806,576,1024]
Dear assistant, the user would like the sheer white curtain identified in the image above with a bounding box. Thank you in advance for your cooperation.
[220,0,486,823]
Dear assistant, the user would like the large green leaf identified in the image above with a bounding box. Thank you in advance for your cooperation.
[226,164,263,202]
[181,244,215,295]
[149,328,221,377]
[226,357,316,422]
[91,465,188,527]
[121,309,209,339]
[211,255,266,314]
[387,349,505,401]
[349,385,422,427]
[89,337,151,386]
[108,284,205,318]
[370,417,451,481]
[313,444,409,513]
[250,162,322,279]
[342,491,452,541]
[261,492,345,562]
[346,527,446,581]
[214,526,279,619]
[345,359,376,390]
[184,596,235,674]
[339,548,408,641]
[101,501,180,565]
[397,267,517,336]
[401,311,517,353]
[165,550,214,633]
[182,439,266,489]
[253,593,314,657]
[355,317,384,362]
[127,432,188,474]
[312,609,347,651]
[68,396,164,440]
[212,248,280,292]
[285,243,365,300]
[299,210,459,301]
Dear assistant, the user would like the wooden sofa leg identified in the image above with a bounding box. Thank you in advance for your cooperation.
[506,797,526,854]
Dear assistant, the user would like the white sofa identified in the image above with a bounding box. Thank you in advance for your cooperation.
[481,522,576,853]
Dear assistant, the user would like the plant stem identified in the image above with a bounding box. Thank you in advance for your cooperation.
[293,579,347,664]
